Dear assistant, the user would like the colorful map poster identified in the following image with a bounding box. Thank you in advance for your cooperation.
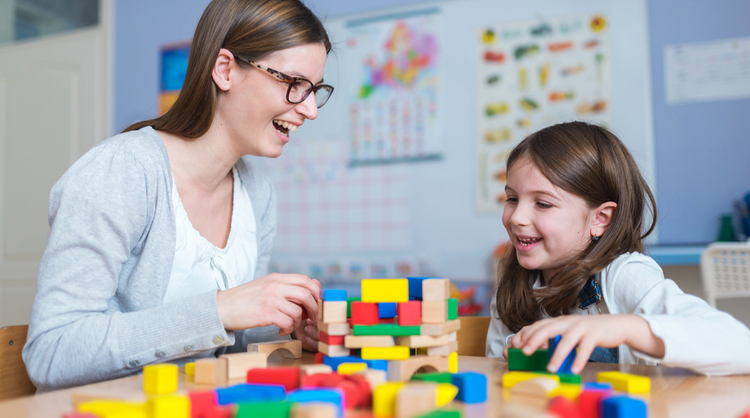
[476,15,611,212]
[344,8,443,167]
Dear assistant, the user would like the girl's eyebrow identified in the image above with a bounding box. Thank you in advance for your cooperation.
[505,185,559,199]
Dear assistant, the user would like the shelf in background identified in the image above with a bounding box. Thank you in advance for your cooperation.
[646,245,706,266]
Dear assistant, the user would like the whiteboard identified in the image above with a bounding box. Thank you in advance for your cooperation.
[256,0,654,282]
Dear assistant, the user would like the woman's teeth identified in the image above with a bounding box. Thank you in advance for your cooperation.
[273,119,297,134]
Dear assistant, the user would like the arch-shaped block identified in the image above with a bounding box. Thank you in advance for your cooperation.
[387,355,449,382]
[247,340,302,359]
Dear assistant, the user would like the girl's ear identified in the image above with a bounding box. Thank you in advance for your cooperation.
[211,48,235,92]
[591,201,617,238]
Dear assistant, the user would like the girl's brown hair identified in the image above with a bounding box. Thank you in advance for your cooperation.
[494,121,657,332]
[123,0,331,138]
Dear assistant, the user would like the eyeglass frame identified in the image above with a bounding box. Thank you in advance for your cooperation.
[234,56,334,108]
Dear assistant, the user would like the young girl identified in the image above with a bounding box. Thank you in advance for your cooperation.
[486,121,750,376]
[24,0,331,390]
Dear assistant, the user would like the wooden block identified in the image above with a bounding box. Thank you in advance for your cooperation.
[345,335,395,348]
[421,301,448,324]
[355,368,387,389]
[353,324,421,336]
[510,377,560,398]
[502,371,560,389]
[291,402,337,418]
[597,371,650,393]
[447,298,458,320]
[373,382,406,417]
[395,334,449,348]
[194,358,219,385]
[420,319,461,336]
[387,355,450,382]
[548,383,582,400]
[71,394,138,410]
[426,345,451,356]
[449,352,458,373]
[148,394,190,418]
[601,396,648,418]
[362,346,411,360]
[436,383,458,406]
[395,382,437,418]
[337,362,368,375]
[447,332,457,342]
[78,400,147,418]
[247,340,302,359]
[184,362,195,376]
[321,301,348,324]
[361,279,409,303]
[351,301,379,325]
[318,342,350,357]
[317,321,351,336]
[246,367,301,391]
[321,289,347,301]
[217,352,268,383]
[300,364,333,378]
[422,279,450,301]
[548,335,576,375]
[508,348,549,372]
[449,340,458,352]
[397,301,421,325]
[319,331,344,346]
[143,364,178,395]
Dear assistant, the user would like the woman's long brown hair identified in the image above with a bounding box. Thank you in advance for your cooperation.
[494,121,657,332]
[122,0,331,138]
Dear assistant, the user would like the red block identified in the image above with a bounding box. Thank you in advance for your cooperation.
[203,407,234,418]
[188,390,217,418]
[246,367,301,391]
[351,302,379,325]
[302,372,371,409]
[548,396,580,418]
[577,390,610,418]
[397,301,422,325]
[380,317,395,324]
[319,330,345,346]
[315,352,325,364]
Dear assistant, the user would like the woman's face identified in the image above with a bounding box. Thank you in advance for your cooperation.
[218,42,328,158]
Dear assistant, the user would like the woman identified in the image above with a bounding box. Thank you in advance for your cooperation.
[23,0,333,390]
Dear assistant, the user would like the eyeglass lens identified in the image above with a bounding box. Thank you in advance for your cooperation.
[287,80,333,108]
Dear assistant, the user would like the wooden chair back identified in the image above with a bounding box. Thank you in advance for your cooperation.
[456,316,492,357]
[0,325,36,400]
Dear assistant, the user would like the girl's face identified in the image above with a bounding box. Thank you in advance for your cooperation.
[218,42,327,158]
[502,157,601,283]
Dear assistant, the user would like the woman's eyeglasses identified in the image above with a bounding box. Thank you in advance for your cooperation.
[236,57,334,109]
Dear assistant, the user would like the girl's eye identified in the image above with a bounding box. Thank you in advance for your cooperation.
[537,202,553,209]
[505,197,518,203]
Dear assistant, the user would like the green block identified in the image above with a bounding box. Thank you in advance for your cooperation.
[411,372,453,384]
[447,298,458,320]
[508,348,548,371]
[236,402,292,418]
[416,410,462,418]
[353,324,421,336]
[539,371,581,384]
[346,297,360,318]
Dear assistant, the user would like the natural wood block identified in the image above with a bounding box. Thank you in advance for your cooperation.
[510,377,560,398]
[421,301,448,324]
[396,382,437,418]
[422,279,450,301]
[396,334,449,348]
[427,345,451,356]
[387,355,450,382]
[299,364,333,378]
[420,319,461,336]
[344,335,395,348]
[317,321,351,336]
[247,340,302,359]
[361,279,409,303]
[355,368,387,389]
[193,359,219,385]
[318,342,350,357]
[217,352,267,383]
[322,301,348,324]
[291,402,337,418]
[447,332,457,342]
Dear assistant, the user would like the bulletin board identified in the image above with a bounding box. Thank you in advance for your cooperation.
[254,0,655,282]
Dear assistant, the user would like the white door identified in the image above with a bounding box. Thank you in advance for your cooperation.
[0,1,111,326]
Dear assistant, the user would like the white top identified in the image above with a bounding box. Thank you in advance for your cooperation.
[486,252,750,376]
[164,166,258,303]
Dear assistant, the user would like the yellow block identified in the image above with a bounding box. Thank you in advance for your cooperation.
[548,383,583,400]
[362,346,410,360]
[502,371,560,388]
[361,279,409,303]
[338,362,368,375]
[436,383,458,406]
[143,364,178,395]
[184,362,194,376]
[449,351,458,373]
[78,400,147,418]
[373,382,406,417]
[149,395,190,418]
[597,371,651,393]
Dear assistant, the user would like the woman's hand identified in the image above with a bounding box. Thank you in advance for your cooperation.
[507,314,666,374]
[293,318,320,352]
[216,274,321,337]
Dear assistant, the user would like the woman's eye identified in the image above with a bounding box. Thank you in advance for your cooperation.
[289,82,303,91]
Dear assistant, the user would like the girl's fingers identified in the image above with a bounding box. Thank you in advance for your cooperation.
[571,338,596,374]
[547,333,581,373]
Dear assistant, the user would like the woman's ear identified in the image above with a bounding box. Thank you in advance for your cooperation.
[591,201,617,238]
[211,48,235,91]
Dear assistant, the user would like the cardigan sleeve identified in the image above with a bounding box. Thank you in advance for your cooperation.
[602,253,750,375]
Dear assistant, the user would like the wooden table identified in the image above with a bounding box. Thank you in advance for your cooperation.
[2,353,749,418]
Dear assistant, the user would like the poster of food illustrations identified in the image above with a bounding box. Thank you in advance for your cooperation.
[476,14,611,212]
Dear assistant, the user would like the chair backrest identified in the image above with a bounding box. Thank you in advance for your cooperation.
[456,316,491,357]
[700,242,750,308]
[0,324,36,401]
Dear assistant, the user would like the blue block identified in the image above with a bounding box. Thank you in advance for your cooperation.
[407,277,430,300]
[323,355,388,373]
[548,335,576,375]
[378,302,397,318]
[451,372,487,404]
[216,383,286,405]
[321,289,347,301]
[584,382,613,391]
[287,388,344,418]
[602,396,647,418]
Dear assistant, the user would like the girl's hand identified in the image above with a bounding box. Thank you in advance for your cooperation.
[216,274,321,337]
[509,314,665,374]
[294,318,320,352]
